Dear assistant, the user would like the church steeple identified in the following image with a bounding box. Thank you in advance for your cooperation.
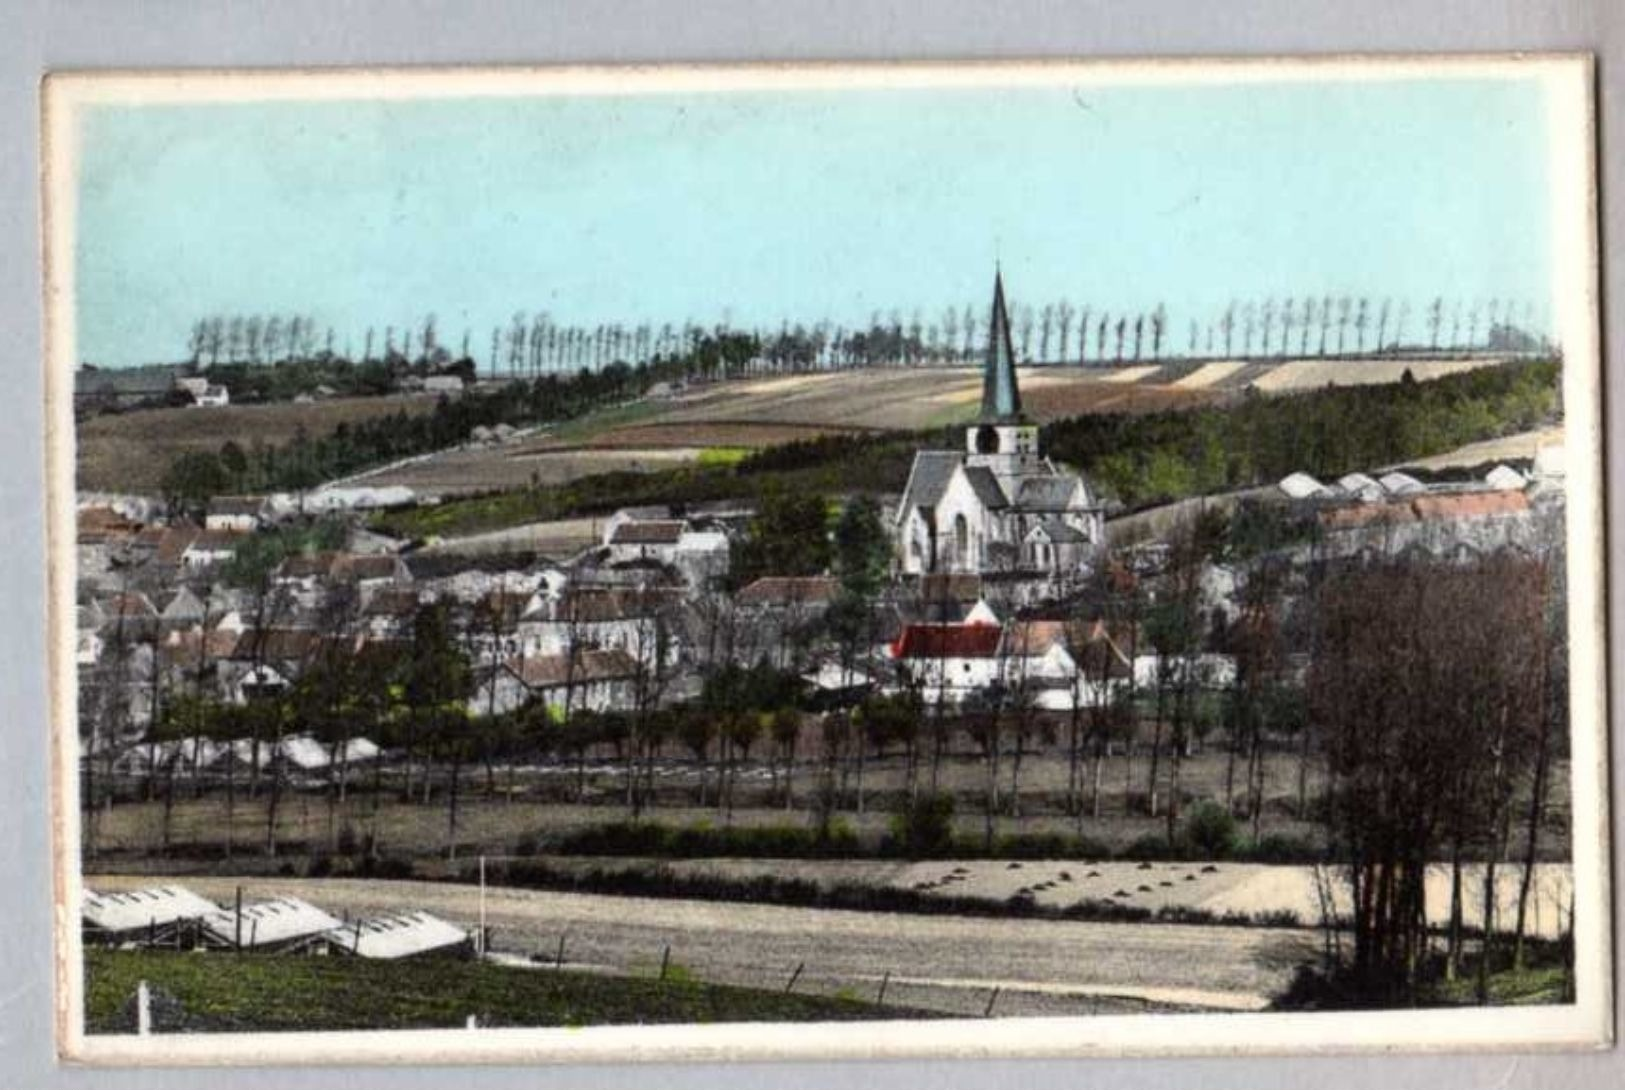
[967,269,1041,478]
[980,269,1024,424]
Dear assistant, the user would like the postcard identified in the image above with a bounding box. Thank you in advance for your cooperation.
[42,56,1609,1064]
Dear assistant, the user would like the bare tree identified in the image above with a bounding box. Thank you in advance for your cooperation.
[1056,300,1075,363]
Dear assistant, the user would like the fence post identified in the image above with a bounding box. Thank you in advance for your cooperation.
[877,971,890,1005]
[659,944,671,981]
[136,980,151,1037]
[466,1014,478,1030]
[785,962,804,993]
[555,933,566,971]
[984,987,1001,1018]
[477,855,487,957]
[234,886,243,950]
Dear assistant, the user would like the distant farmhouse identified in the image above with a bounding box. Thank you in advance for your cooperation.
[895,273,1105,587]
[173,375,230,407]
[73,364,229,412]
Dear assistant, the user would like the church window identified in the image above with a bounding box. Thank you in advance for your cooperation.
[975,425,999,455]
[953,513,970,570]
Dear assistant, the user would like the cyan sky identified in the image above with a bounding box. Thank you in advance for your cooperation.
[76,76,1552,367]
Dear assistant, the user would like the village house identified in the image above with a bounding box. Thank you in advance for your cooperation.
[887,621,1003,706]
[604,519,687,564]
[521,585,683,669]
[598,514,732,587]
[331,552,412,598]
[362,586,425,639]
[205,495,267,532]
[894,272,1105,587]
[475,648,642,717]
[180,529,246,570]
[157,586,209,630]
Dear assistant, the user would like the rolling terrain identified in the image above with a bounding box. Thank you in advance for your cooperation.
[357,356,1521,497]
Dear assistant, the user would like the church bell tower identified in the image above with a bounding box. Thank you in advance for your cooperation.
[966,270,1041,483]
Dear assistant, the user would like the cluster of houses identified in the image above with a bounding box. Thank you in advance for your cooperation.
[82,883,472,959]
[1274,445,1566,561]
[75,275,1565,786]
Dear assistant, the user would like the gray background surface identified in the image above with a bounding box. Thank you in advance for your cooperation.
[2,1,1620,1086]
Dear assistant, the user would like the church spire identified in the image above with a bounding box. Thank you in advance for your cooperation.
[980,269,1024,423]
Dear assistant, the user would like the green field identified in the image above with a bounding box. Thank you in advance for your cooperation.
[85,948,926,1033]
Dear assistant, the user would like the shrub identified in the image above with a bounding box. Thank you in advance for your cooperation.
[1240,834,1319,864]
[994,831,1114,860]
[1119,834,1178,862]
[359,856,415,880]
[1182,801,1239,859]
[887,793,956,858]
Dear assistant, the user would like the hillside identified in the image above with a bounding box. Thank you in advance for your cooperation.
[77,395,438,494]
[359,356,1522,498]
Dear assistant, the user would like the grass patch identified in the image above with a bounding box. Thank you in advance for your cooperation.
[1426,965,1571,1006]
[696,446,751,467]
[84,948,924,1034]
[547,399,669,443]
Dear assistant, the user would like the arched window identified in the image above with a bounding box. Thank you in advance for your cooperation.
[953,513,970,570]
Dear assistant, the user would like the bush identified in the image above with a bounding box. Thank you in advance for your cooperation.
[887,793,956,858]
[554,819,863,860]
[1182,801,1238,859]
[995,831,1114,860]
[1240,834,1320,864]
[1120,834,1178,861]
[358,855,415,880]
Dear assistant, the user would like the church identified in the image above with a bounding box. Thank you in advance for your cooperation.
[894,272,1105,584]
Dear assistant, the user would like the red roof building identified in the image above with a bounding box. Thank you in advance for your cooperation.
[890,622,1002,660]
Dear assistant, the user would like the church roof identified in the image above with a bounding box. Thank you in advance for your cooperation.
[962,465,1009,510]
[1012,475,1080,511]
[898,451,962,522]
[980,270,1025,424]
[1032,517,1089,544]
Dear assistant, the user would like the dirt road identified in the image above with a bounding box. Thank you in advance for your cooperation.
[86,874,1316,1017]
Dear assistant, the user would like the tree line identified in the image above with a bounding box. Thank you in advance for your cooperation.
[180,293,1548,383]
[159,340,758,514]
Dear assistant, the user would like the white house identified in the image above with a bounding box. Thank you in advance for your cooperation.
[476,648,641,717]
[887,622,1004,706]
[180,530,245,569]
[605,519,687,564]
[205,496,266,532]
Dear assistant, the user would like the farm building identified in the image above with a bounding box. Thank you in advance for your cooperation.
[82,885,219,947]
[1334,472,1383,501]
[1277,472,1330,500]
[1377,471,1426,496]
[303,485,416,513]
[202,896,344,954]
[325,911,472,960]
[175,375,230,407]
[1485,463,1529,491]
